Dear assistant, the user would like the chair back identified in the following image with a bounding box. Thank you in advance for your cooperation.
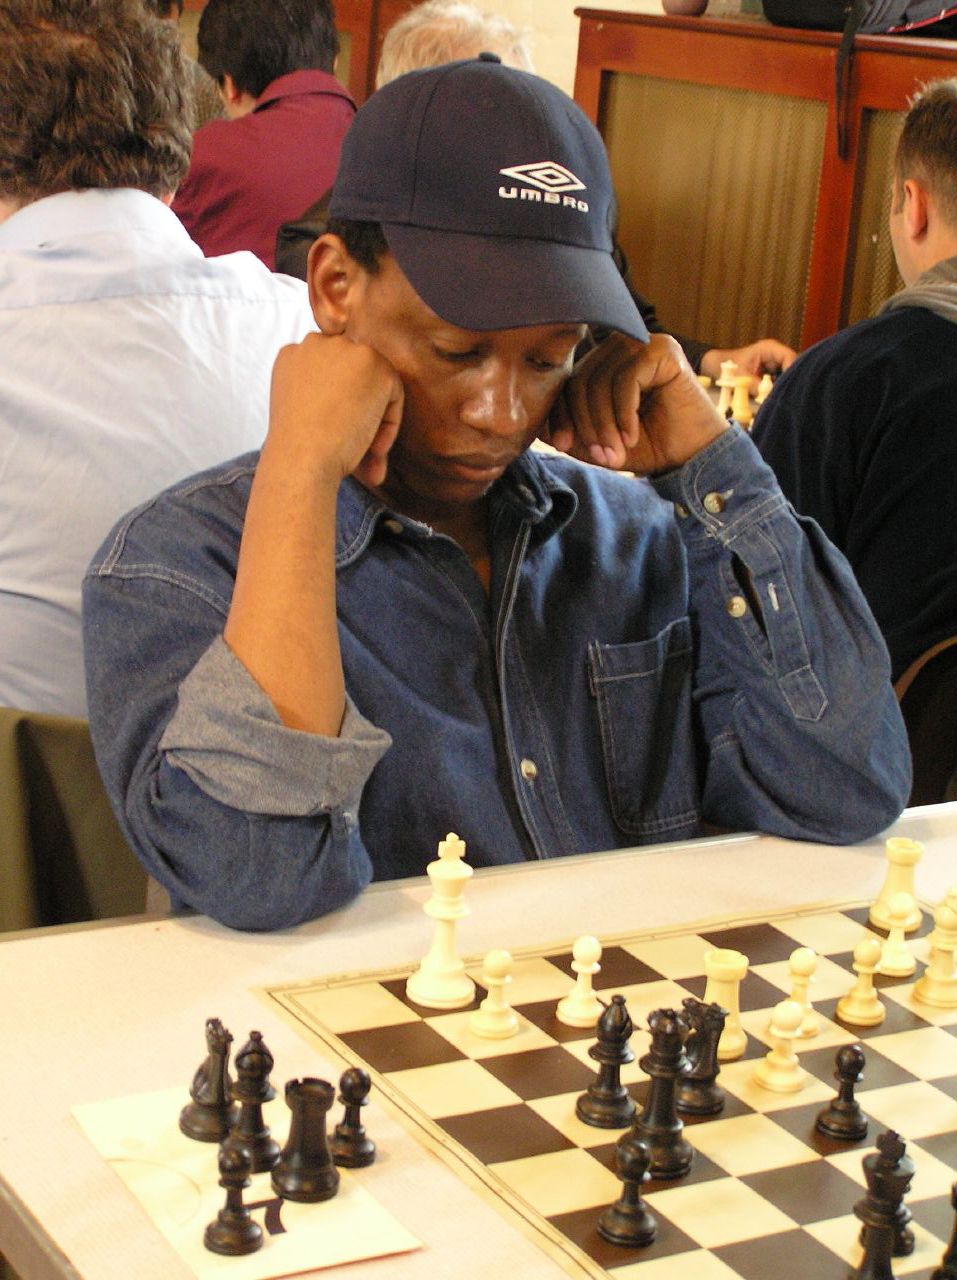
[0,707,146,931]
[894,636,957,807]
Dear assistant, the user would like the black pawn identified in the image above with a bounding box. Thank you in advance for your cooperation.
[618,1007,693,1179]
[330,1067,376,1168]
[271,1077,340,1202]
[931,1180,957,1279]
[851,1130,916,1279]
[676,998,726,1117]
[597,1139,657,1248]
[816,1044,868,1142]
[180,1017,238,1142]
[576,994,636,1129]
[230,1030,280,1173]
[203,1141,262,1256]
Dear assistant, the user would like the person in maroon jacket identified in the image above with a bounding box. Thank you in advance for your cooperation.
[172,0,355,269]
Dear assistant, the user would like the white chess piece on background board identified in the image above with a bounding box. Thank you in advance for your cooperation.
[913,899,957,1008]
[869,837,923,932]
[836,934,885,1026]
[753,999,806,1093]
[469,950,520,1039]
[406,833,476,1010]
[703,947,749,1061]
[786,946,819,1038]
[716,359,737,418]
[877,892,918,978]
[556,935,604,1028]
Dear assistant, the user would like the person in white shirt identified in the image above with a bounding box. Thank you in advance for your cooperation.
[0,0,315,717]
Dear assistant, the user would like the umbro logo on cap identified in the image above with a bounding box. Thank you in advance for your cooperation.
[498,160,589,212]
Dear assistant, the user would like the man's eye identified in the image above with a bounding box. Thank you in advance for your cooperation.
[432,345,478,363]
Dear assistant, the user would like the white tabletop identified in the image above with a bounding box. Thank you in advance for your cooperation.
[2,804,955,1280]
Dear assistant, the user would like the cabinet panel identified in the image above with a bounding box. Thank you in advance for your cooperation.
[605,74,825,349]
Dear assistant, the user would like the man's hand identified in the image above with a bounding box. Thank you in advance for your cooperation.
[699,338,797,385]
[266,332,404,490]
[545,333,728,476]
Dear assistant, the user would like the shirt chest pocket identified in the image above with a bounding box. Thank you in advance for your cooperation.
[587,616,700,840]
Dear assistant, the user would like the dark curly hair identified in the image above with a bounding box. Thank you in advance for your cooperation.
[0,0,192,204]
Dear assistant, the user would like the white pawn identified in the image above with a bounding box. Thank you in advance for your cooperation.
[556,936,604,1028]
[869,837,923,932]
[877,891,918,978]
[913,901,957,1009]
[716,359,738,418]
[406,833,476,1010]
[785,946,819,1038]
[836,935,885,1026]
[753,999,806,1093]
[731,375,754,428]
[755,372,774,405]
[703,947,749,1061]
[469,950,520,1039]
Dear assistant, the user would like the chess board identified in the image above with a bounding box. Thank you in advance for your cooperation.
[264,901,957,1280]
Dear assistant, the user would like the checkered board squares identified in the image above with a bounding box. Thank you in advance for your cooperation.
[265,903,957,1280]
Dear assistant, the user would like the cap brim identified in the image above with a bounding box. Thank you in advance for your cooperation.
[382,225,650,342]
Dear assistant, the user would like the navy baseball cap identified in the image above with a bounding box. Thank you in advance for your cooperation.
[328,55,649,341]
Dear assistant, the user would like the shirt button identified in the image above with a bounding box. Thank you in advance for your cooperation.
[520,758,538,782]
[674,502,689,519]
[726,595,748,618]
[703,492,726,514]
[382,518,403,535]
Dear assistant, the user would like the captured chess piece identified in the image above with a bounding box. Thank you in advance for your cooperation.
[618,1007,693,1179]
[406,833,475,1010]
[837,935,886,1027]
[180,1016,238,1142]
[556,935,604,1028]
[597,1139,657,1248]
[869,837,923,932]
[876,891,918,978]
[271,1077,339,1202]
[816,1043,868,1141]
[702,946,749,1060]
[752,999,806,1093]
[576,993,636,1129]
[931,1180,957,1279]
[330,1066,376,1168]
[229,1030,280,1173]
[851,1130,915,1277]
[675,997,727,1116]
[914,898,957,1008]
[204,1141,263,1256]
[469,949,519,1039]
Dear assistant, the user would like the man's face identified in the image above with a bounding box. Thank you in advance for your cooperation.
[344,253,584,518]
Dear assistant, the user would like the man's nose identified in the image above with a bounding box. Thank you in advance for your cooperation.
[460,365,528,435]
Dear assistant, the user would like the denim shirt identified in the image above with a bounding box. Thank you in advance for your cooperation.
[83,428,910,931]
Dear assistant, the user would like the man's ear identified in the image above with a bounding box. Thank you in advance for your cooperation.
[307,234,363,333]
[902,177,930,242]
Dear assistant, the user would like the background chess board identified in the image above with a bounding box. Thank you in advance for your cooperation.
[265,902,957,1280]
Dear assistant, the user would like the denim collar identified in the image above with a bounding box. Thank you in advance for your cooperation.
[335,448,579,567]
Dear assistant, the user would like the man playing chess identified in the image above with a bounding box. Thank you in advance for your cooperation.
[752,78,957,685]
[84,56,910,930]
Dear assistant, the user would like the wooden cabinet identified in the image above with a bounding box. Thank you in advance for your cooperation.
[573,9,957,349]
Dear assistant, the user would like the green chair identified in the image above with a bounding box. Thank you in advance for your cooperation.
[0,706,147,931]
